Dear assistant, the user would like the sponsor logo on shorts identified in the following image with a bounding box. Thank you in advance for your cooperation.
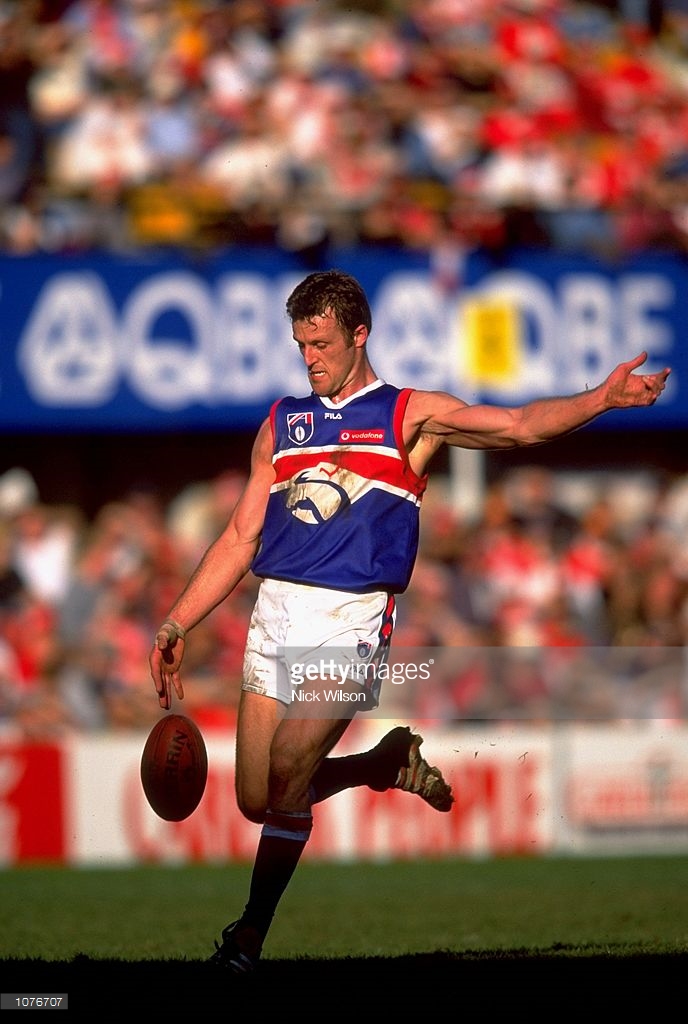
[339,429,384,443]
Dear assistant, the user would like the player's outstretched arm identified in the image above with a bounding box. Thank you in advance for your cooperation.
[149,418,275,710]
[406,351,671,454]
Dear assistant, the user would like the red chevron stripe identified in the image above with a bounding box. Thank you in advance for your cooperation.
[273,449,426,496]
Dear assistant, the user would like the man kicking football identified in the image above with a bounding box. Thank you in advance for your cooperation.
[150,268,669,974]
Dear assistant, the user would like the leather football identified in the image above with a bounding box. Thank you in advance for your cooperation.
[140,714,208,821]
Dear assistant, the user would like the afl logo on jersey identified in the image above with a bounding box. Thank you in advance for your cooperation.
[287,412,314,445]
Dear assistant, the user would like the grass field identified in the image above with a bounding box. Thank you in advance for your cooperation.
[1,855,687,1014]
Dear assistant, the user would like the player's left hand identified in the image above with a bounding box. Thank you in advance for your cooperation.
[605,352,671,408]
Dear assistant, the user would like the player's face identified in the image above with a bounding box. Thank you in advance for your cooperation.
[292,310,368,401]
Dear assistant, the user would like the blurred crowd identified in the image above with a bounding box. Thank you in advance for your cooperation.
[1,460,687,739]
[1,0,687,739]
[2,0,688,259]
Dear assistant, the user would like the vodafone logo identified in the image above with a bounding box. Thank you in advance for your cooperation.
[339,429,384,443]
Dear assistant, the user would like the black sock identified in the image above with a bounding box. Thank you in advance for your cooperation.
[242,809,313,938]
[310,726,413,803]
[310,751,379,803]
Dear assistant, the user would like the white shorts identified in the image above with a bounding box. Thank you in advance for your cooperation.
[242,578,396,709]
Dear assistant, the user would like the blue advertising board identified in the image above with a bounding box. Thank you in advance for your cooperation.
[0,246,683,433]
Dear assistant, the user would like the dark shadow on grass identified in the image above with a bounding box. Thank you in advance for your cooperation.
[2,950,686,1015]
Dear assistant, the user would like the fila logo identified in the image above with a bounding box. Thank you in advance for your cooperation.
[324,412,342,420]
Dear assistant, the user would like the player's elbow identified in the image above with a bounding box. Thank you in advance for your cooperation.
[504,409,549,447]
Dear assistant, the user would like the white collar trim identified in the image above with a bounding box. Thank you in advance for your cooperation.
[318,379,385,410]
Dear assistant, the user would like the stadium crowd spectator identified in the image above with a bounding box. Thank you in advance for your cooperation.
[1,0,687,734]
[1,0,688,256]
[0,459,686,737]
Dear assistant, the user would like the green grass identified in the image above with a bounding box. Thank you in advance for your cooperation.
[1,854,687,962]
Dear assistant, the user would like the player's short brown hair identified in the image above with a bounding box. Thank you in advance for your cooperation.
[286,269,372,341]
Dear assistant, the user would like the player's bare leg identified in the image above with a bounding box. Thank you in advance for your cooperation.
[212,684,453,974]
[234,689,287,824]
[210,689,356,974]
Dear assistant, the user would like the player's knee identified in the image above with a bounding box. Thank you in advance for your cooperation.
[236,793,266,824]
[235,776,268,823]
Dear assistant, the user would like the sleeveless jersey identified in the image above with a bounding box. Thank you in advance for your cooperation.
[251,380,428,593]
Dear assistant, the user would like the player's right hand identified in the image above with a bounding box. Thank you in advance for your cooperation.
[149,624,186,710]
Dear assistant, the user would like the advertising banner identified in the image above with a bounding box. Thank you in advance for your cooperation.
[2,723,687,866]
[0,247,683,433]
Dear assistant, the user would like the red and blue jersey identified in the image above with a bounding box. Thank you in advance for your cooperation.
[251,380,428,593]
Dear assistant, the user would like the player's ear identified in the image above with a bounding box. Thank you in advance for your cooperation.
[352,324,368,348]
